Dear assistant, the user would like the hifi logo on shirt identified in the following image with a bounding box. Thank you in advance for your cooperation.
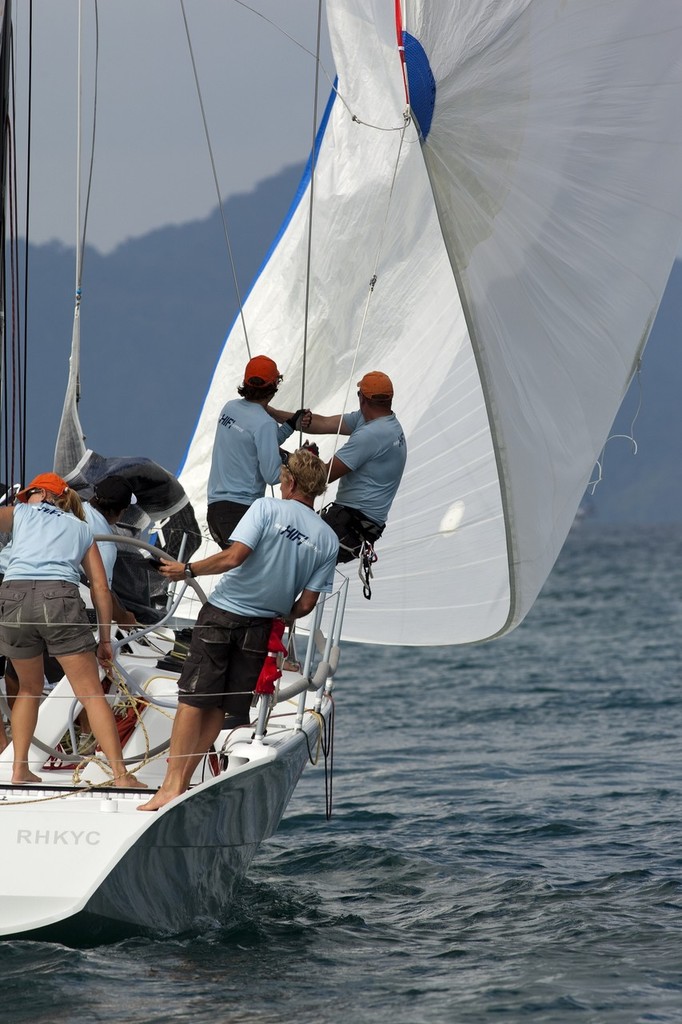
[218,413,243,432]
[274,521,319,552]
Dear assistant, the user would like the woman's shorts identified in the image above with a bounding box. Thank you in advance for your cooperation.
[0,579,97,660]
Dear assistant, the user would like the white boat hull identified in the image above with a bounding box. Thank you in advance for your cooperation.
[0,712,321,940]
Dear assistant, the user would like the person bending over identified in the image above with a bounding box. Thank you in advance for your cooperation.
[0,473,146,788]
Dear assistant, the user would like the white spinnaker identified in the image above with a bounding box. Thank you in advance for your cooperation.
[410,0,682,633]
[180,0,682,646]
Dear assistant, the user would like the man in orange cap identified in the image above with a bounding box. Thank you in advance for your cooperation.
[207,355,301,548]
[270,370,406,562]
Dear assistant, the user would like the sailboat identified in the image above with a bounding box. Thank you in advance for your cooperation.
[2,0,682,940]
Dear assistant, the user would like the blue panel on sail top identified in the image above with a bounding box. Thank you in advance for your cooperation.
[403,32,436,140]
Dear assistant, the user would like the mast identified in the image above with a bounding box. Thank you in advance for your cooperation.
[0,0,13,495]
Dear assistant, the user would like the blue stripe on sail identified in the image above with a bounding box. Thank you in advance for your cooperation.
[177,83,338,476]
[403,32,436,140]
[245,79,338,300]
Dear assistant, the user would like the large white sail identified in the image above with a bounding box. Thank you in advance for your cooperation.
[181,0,682,646]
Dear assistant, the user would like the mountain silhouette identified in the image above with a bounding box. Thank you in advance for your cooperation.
[14,163,682,522]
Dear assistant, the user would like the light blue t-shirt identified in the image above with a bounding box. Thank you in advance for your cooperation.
[207,399,294,506]
[4,502,94,584]
[83,504,116,586]
[210,497,339,619]
[334,410,407,524]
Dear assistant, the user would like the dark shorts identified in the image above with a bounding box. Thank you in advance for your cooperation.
[207,500,250,549]
[0,579,97,659]
[177,602,272,715]
[321,503,385,563]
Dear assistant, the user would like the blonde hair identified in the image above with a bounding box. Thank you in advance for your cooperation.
[54,487,86,521]
[285,448,328,498]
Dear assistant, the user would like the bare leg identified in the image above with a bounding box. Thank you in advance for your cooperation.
[0,670,12,753]
[58,652,146,790]
[3,663,19,706]
[1,681,12,753]
[8,655,45,783]
[138,704,224,811]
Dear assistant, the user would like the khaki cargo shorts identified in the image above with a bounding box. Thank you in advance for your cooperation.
[0,579,97,660]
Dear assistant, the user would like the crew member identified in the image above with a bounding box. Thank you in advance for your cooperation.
[84,474,138,626]
[207,355,299,548]
[270,371,406,562]
[139,448,339,811]
[0,472,146,788]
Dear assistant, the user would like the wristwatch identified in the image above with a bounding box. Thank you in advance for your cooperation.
[183,562,195,579]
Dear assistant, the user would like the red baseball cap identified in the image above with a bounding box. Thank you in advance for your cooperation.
[243,355,282,388]
[16,472,69,503]
[357,371,394,402]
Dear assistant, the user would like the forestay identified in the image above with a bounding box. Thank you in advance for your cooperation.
[180,0,682,646]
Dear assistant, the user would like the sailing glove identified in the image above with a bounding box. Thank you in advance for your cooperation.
[285,408,310,430]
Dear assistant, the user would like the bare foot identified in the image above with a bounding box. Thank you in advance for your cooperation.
[112,772,148,790]
[137,785,184,811]
[11,769,43,785]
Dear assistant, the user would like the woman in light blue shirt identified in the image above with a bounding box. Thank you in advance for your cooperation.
[0,472,145,789]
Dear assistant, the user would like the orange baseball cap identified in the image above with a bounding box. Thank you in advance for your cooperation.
[16,472,69,503]
[357,371,394,402]
[243,355,282,388]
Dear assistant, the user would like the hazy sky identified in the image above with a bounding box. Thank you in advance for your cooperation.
[12,0,333,253]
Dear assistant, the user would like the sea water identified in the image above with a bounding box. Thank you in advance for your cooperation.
[2,523,682,1023]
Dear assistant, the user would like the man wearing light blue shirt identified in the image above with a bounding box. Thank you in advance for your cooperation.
[207,355,298,548]
[139,448,339,811]
[271,371,407,563]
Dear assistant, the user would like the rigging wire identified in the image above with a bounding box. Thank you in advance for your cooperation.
[5,29,27,491]
[70,0,101,346]
[7,121,21,486]
[78,0,99,277]
[0,0,29,494]
[230,0,406,133]
[19,0,32,487]
[179,0,251,357]
[322,114,410,494]
[297,0,324,443]
[74,0,83,308]
[0,3,8,493]
[588,361,643,495]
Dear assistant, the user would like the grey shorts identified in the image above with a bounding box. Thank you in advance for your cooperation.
[178,602,272,715]
[0,579,97,660]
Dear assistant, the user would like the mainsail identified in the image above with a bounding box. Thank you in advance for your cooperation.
[180,0,682,646]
